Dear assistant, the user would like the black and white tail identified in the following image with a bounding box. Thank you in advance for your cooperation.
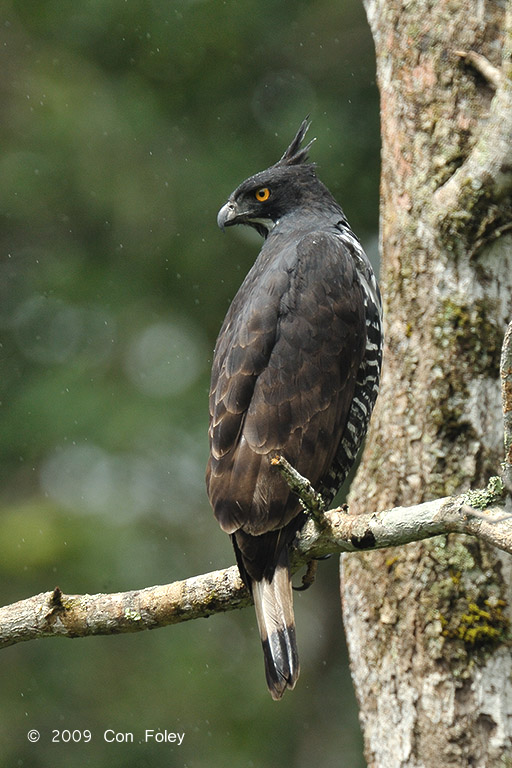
[252,555,299,700]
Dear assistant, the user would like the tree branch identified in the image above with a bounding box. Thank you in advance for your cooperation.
[1,488,511,650]
[2,327,511,651]
[501,320,512,492]
[0,568,250,650]
[454,49,503,90]
[271,454,326,519]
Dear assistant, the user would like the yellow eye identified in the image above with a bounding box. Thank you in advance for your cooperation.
[255,187,270,202]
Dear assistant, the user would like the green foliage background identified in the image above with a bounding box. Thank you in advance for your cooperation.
[1,1,379,765]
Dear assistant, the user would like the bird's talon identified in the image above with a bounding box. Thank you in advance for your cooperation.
[293,559,318,591]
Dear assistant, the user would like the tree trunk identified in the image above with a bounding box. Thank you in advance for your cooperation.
[342,2,512,766]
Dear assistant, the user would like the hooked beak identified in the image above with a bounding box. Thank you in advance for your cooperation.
[217,201,239,231]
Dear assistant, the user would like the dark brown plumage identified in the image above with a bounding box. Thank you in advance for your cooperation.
[206,120,382,699]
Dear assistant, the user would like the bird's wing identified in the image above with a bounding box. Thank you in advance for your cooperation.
[207,230,366,536]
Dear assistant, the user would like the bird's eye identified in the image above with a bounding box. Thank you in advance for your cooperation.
[255,187,270,202]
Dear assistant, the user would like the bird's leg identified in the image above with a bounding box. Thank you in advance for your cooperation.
[293,559,319,591]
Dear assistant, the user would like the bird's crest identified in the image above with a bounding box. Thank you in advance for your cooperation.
[274,118,316,167]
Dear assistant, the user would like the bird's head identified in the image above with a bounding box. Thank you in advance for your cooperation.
[217,119,327,238]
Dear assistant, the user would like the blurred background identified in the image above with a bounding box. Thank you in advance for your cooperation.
[0,0,379,765]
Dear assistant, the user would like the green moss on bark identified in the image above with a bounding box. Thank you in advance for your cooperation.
[421,536,510,675]
[435,297,502,376]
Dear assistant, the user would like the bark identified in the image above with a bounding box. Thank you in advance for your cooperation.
[342,1,512,766]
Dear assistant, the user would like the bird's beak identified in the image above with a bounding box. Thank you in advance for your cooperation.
[217,201,239,231]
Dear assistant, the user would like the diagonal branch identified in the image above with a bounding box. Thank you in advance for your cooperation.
[454,49,503,90]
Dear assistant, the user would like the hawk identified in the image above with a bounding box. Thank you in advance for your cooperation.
[206,119,383,700]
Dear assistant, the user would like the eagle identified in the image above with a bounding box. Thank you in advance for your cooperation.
[206,119,383,700]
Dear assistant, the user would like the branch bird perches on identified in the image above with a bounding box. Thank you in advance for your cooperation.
[1,321,511,652]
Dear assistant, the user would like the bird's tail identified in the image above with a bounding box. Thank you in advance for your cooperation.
[252,558,299,700]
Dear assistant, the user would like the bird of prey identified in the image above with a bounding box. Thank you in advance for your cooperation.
[206,119,383,700]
